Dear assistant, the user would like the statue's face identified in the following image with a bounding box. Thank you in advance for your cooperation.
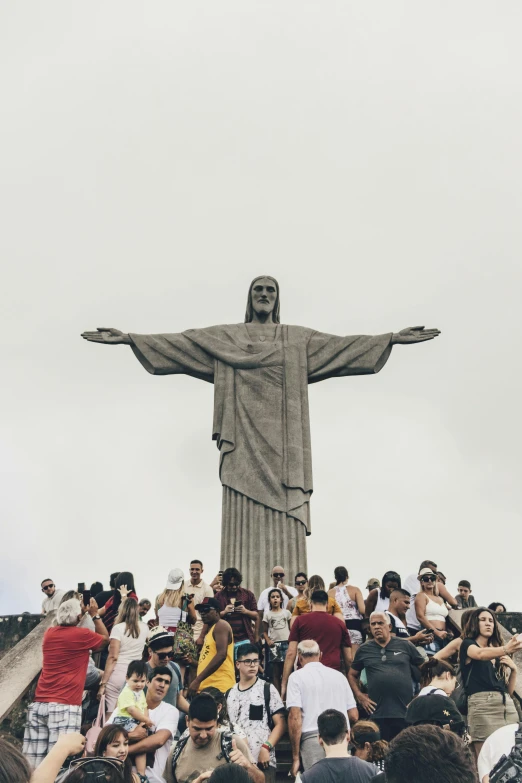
[251,277,277,319]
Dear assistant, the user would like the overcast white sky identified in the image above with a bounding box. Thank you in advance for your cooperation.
[1,2,521,614]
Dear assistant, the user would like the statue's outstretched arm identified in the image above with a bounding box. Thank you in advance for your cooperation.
[391,326,441,345]
[81,328,131,345]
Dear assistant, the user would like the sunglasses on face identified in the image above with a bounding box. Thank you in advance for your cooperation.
[42,584,54,590]
[421,575,437,582]
[273,573,284,578]
[295,580,306,585]
[156,652,174,660]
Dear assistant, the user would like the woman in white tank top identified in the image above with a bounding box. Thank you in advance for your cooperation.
[328,566,365,652]
[415,567,451,656]
[155,568,197,681]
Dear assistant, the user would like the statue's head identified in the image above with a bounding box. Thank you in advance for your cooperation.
[244,276,280,323]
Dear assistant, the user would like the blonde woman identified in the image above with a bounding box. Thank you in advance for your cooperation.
[414,567,451,656]
[155,568,197,682]
[290,574,343,626]
[155,568,197,631]
[99,598,149,715]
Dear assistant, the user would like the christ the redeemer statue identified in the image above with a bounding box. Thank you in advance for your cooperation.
[82,276,440,595]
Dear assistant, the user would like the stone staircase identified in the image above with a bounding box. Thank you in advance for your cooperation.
[276,734,293,779]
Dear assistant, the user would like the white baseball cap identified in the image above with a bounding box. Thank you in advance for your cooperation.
[165,568,184,590]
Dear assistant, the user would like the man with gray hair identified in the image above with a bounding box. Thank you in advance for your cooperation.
[23,598,109,768]
[348,611,424,743]
[286,639,358,776]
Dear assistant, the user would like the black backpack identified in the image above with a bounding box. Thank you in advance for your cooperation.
[170,729,234,781]
[490,724,522,783]
[225,680,275,731]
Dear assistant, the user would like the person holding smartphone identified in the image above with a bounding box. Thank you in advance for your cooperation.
[387,589,434,651]
[215,568,259,658]
[414,568,452,656]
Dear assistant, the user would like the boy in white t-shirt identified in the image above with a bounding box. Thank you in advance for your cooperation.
[113,660,153,779]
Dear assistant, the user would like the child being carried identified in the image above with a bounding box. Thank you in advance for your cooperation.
[112,660,154,780]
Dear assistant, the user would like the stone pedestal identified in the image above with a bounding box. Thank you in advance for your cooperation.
[220,487,308,597]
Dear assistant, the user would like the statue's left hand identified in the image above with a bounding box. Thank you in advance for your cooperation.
[81,327,131,345]
[392,326,441,345]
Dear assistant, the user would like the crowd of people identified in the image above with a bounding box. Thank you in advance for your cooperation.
[3,561,520,783]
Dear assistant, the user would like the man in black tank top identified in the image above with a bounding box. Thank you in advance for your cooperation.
[387,590,433,647]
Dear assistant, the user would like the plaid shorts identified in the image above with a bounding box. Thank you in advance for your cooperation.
[23,701,82,768]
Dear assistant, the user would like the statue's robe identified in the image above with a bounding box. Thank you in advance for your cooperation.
[130,324,392,595]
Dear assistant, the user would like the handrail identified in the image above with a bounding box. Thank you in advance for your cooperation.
[0,611,55,722]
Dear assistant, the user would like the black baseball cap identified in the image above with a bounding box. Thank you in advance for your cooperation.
[406,694,464,733]
[195,597,220,611]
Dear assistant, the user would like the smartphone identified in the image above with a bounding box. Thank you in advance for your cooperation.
[218,571,223,583]
[82,590,91,606]
[77,582,85,593]
[234,601,243,610]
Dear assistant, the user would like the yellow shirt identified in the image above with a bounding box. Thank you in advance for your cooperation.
[197,625,235,692]
[292,596,342,617]
[115,685,147,719]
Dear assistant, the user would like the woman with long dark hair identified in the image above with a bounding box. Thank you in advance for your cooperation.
[364,571,401,617]
[460,606,522,757]
[94,725,140,783]
[350,721,389,773]
[418,658,457,697]
[328,566,365,654]
[98,572,138,634]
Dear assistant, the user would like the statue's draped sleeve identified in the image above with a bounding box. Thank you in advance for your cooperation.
[306,330,393,383]
[128,332,215,383]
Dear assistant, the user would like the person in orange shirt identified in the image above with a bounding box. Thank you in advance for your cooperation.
[290,575,343,627]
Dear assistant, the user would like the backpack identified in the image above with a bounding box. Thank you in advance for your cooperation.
[226,681,275,731]
[490,724,522,783]
[170,728,234,780]
[453,656,477,716]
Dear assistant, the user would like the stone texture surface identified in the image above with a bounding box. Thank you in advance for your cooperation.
[220,486,308,596]
[0,612,55,741]
[0,614,41,660]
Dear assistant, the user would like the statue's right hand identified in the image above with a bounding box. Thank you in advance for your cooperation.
[81,328,130,345]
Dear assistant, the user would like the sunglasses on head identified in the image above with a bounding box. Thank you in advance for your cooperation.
[68,757,124,779]
[421,575,437,582]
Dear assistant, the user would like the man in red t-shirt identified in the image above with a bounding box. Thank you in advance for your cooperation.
[281,590,352,700]
[23,597,109,768]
